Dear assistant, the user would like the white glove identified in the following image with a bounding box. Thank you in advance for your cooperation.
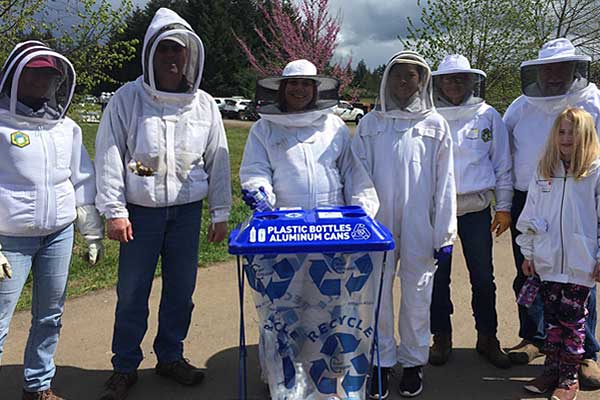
[76,205,105,265]
[0,244,12,280]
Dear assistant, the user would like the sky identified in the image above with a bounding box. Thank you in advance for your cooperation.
[125,0,422,70]
[328,0,421,68]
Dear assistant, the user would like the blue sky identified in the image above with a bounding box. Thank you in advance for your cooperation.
[124,0,421,69]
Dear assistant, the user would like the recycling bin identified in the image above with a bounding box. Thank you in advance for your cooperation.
[229,205,394,400]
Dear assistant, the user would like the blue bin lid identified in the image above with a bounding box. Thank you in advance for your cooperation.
[228,206,395,255]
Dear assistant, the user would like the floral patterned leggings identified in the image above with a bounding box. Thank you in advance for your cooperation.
[541,281,591,387]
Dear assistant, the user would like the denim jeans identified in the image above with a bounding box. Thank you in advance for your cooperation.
[430,207,498,336]
[511,190,599,360]
[111,201,202,372]
[0,224,73,392]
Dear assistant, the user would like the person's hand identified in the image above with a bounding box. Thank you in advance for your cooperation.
[434,245,453,263]
[593,262,600,282]
[86,239,104,265]
[491,211,511,236]
[522,259,535,276]
[107,218,133,243]
[241,187,271,212]
[208,222,228,243]
[0,250,12,280]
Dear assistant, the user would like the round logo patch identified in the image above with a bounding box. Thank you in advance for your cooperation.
[481,128,492,143]
[10,131,30,148]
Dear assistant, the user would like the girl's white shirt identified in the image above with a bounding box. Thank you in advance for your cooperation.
[517,159,600,288]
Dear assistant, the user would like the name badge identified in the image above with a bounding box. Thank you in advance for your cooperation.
[536,179,552,192]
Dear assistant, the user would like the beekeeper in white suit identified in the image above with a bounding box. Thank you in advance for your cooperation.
[240,59,379,216]
[428,54,512,369]
[504,38,600,386]
[95,8,231,400]
[0,40,103,400]
[352,51,457,399]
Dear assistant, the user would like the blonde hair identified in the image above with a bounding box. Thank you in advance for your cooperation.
[538,107,600,180]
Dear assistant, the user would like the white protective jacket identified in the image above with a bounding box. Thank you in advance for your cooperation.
[95,8,231,222]
[352,51,457,367]
[0,44,96,237]
[504,83,600,192]
[516,160,600,288]
[240,111,379,217]
[438,103,512,215]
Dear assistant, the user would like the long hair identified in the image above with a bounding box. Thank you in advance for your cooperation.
[538,107,600,180]
[277,78,317,112]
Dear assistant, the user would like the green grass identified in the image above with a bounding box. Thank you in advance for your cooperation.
[16,123,251,311]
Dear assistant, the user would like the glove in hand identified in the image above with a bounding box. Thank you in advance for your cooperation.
[241,186,272,212]
[434,245,453,263]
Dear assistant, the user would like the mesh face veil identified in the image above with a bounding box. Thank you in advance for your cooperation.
[0,42,75,121]
[255,59,340,115]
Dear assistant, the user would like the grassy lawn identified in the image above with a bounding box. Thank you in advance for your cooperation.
[16,121,251,311]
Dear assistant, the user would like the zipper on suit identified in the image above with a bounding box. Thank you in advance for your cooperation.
[559,175,566,274]
[40,126,50,229]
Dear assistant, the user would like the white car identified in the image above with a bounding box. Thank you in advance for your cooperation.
[213,97,226,110]
[222,97,252,119]
[333,101,364,124]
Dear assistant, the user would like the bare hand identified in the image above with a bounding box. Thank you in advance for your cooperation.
[593,262,600,282]
[491,211,511,237]
[522,259,535,276]
[107,218,133,243]
[208,222,228,243]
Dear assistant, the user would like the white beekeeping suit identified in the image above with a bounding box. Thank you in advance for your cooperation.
[0,41,103,257]
[240,59,379,218]
[95,7,231,223]
[505,38,600,192]
[352,51,457,369]
[432,54,512,215]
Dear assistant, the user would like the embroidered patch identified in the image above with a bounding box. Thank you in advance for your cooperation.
[481,128,492,143]
[10,131,30,148]
[536,179,552,192]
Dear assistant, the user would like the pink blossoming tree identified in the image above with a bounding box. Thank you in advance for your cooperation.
[235,0,353,93]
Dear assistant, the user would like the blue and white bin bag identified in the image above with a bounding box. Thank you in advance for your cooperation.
[229,206,394,400]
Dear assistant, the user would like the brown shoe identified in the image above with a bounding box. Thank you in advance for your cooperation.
[155,359,205,386]
[429,334,452,366]
[524,370,558,394]
[580,359,600,389]
[551,380,579,400]
[22,389,63,400]
[506,339,543,365]
[98,371,138,400]
[476,334,511,369]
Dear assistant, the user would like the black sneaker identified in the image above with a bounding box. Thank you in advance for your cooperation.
[398,366,423,397]
[98,371,138,400]
[369,366,390,399]
[155,358,205,386]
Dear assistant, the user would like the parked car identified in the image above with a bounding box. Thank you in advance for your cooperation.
[213,97,226,110]
[333,100,364,124]
[239,100,265,121]
[222,97,252,119]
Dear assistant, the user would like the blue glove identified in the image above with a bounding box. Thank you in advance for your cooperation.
[241,186,272,212]
[434,245,453,263]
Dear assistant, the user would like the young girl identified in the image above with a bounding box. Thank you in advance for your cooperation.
[517,107,600,400]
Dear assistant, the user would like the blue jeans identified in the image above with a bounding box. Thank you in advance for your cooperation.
[111,201,202,372]
[0,225,73,392]
[431,207,498,336]
[511,190,599,360]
